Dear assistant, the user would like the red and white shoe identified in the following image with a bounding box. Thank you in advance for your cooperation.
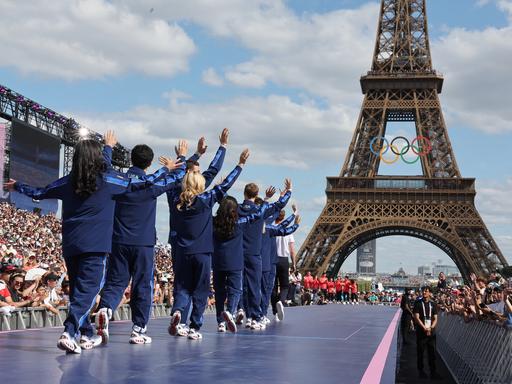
[235,309,245,325]
[95,307,112,344]
[168,311,181,336]
[222,311,237,333]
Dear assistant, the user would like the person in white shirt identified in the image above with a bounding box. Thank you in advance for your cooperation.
[271,210,297,320]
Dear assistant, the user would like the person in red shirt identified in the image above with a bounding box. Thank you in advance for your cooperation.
[327,278,335,302]
[335,277,343,303]
[342,276,350,304]
[319,273,328,298]
[312,276,320,302]
[303,271,313,290]
[350,279,358,304]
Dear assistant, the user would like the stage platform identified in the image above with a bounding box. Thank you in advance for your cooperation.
[0,305,400,384]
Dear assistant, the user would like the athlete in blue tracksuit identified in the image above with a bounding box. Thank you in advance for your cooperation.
[167,131,228,334]
[212,196,262,333]
[95,141,187,345]
[4,137,173,354]
[238,181,291,329]
[168,149,249,340]
[260,212,298,320]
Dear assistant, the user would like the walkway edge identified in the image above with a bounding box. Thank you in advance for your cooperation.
[360,309,401,384]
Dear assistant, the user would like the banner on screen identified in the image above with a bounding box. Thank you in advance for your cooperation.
[9,119,60,214]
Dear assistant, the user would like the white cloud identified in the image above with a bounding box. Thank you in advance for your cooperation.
[498,0,512,20]
[202,68,224,86]
[495,235,512,262]
[76,93,355,169]
[0,0,196,80]
[432,3,512,133]
[113,0,378,104]
[225,67,267,88]
[475,178,512,225]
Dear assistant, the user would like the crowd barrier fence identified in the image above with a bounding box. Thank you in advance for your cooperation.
[0,304,215,332]
[436,312,512,384]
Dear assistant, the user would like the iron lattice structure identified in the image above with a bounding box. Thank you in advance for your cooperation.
[0,84,131,176]
[297,0,507,281]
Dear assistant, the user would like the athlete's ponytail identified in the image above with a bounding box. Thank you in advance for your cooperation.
[177,171,206,210]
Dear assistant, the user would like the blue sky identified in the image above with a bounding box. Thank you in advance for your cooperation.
[1,0,511,274]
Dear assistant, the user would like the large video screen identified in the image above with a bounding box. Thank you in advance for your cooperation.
[9,119,60,214]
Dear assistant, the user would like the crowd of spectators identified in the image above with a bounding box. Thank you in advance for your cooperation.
[433,271,512,327]
[399,271,512,333]
[0,203,179,317]
[1,203,68,315]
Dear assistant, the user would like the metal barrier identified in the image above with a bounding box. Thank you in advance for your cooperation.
[437,312,512,384]
[0,304,207,332]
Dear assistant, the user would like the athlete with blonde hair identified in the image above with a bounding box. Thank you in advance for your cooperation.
[168,148,250,340]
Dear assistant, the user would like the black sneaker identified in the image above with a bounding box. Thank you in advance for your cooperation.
[418,370,428,379]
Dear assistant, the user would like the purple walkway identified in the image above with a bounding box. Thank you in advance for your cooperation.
[0,305,399,383]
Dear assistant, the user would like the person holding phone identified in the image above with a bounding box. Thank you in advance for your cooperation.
[413,286,440,380]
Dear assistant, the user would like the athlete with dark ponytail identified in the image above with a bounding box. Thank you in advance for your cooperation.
[4,131,182,354]
[212,196,262,333]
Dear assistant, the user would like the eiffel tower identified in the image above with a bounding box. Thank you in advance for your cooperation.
[296,0,507,281]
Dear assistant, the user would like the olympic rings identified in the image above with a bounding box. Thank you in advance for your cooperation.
[380,144,399,164]
[369,135,432,165]
[369,136,389,156]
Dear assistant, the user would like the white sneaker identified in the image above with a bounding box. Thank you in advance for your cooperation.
[245,318,252,328]
[235,309,245,325]
[274,314,281,322]
[188,328,203,340]
[95,307,112,344]
[57,332,81,354]
[222,311,237,333]
[80,335,102,350]
[176,323,189,337]
[276,301,285,321]
[130,331,152,344]
[168,311,181,336]
[217,322,227,333]
[250,320,266,330]
[262,316,271,325]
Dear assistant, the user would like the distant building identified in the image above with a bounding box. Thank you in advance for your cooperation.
[357,239,376,275]
[418,265,431,276]
[432,264,459,277]
[392,267,408,278]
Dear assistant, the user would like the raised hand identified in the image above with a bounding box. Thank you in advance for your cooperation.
[176,140,189,157]
[295,215,301,225]
[292,203,298,213]
[220,128,229,146]
[265,186,276,199]
[159,156,185,171]
[104,130,117,147]
[3,179,16,192]
[196,137,207,155]
[238,148,249,165]
[280,178,292,196]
